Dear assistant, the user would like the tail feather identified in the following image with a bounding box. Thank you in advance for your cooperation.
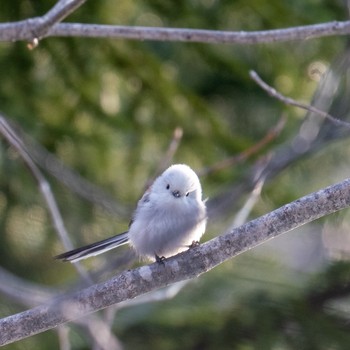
[54,232,129,262]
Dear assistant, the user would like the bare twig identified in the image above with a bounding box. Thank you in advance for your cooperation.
[199,115,286,176]
[76,316,123,350]
[0,115,91,282]
[144,127,183,190]
[0,267,55,307]
[230,179,265,229]
[249,70,350,129]
[57,326,71,350]
[207,49,350,220]
[2,177,350,345]
[21,131,129,218]
[0,117,70,249]
[156,127,183,174]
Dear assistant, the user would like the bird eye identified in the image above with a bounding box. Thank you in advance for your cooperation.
[166,184,170,190]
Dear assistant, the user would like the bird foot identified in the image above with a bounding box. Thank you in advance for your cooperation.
[155,254,166,264]
[189,240,200,248]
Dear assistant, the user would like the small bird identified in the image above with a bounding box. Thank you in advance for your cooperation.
[55,164,207,263]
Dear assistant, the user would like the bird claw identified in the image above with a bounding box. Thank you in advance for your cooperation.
[189,240,200,248]
[155,254,166,264]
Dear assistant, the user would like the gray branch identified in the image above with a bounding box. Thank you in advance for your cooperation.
[0,117,72,250]
[0,115,92,283]
[1,15,350,44]
[0,267,55,307]
[48,21,350,44]
[18,125,129,218]
[0,0,86,42]
[1,177,350,346]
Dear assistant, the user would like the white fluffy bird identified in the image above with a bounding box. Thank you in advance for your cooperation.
[55,164,207,263]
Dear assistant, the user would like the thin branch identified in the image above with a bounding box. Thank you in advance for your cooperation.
[230,179,265,229]
[144,127,183,190]
[156,127,183,175]
[56,326,71,350]
[1,18,350,43]
[76,316,123,350]
[0,117,70,249]
[207,49,350,219]
[249,70,350,129]
[0,267,55,307]
[1,177,350,345]
[199,115,286,176]
[21,129,129,218]
[0,115,91,282]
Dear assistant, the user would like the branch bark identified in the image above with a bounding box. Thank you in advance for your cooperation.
[0,0,86,42]
[1,18,350,44]
[1,177,350,346]
[49,21,350,43]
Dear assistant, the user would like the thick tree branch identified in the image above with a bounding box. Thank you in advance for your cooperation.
[0,265,122,350]
[1,177,350,346]
[0,115,126,347]
[49,21,350,43]
[39,21,350,44]
[1,18,350,44]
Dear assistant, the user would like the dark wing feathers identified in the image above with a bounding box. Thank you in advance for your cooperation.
[54,232,129,262]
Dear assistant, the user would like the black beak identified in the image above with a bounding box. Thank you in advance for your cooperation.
[172,190,181,198]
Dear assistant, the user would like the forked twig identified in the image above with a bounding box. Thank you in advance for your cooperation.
[250,70,350,129]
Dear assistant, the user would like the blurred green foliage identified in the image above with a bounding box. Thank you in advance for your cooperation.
[0,0,350,349]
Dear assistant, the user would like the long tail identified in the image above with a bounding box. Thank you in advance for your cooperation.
[54,232,129,262]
